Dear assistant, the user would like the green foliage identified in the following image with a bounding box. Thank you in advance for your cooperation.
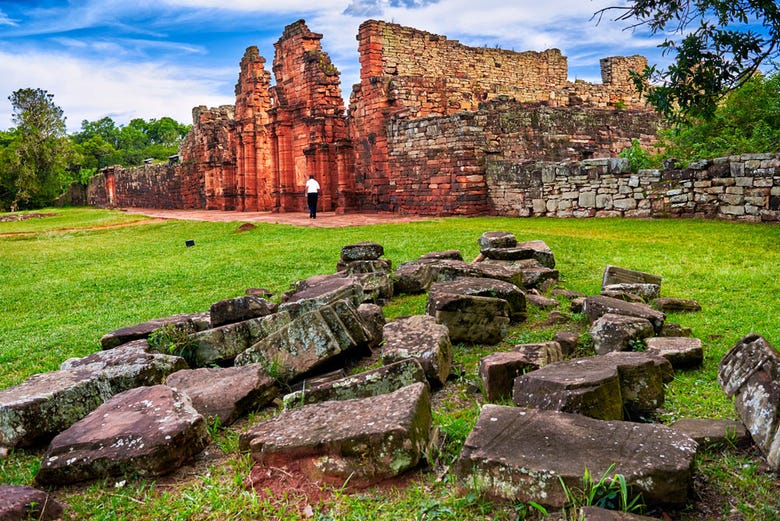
[70,115,191,174]
[559,464,645,517]
[147,323,197,366]
[1,88,75,211]
[598,0,780,122]
[658,71,780,160]
[618,138,660,172]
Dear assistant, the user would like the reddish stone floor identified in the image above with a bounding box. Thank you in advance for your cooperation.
[122,208,434,228]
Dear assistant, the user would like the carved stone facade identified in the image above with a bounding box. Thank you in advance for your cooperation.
[88,19,662,216]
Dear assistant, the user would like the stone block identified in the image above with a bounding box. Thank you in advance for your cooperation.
[0,485,63,520]
[590,313,655,355]
[382,315,452,386]
[670,418,750,450]
[100,312,211,350]
[602,265,662,287]
[584,295,665,334]
[427,277,526,321]
[477,231,517,249]
[340,241,384,262]
[240,382,432,487]
[454,406,697,507]
[427,292,510,344]
[210,295,277,328]
[646,337,703,369]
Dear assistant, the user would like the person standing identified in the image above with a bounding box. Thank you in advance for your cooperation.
[305,174,321,219]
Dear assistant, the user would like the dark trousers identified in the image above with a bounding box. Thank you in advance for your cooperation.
[307,192,318,218]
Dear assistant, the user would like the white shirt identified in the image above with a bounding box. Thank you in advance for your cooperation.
[306,178,320,194]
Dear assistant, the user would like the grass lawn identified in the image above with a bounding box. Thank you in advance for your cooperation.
[1,208,778,520]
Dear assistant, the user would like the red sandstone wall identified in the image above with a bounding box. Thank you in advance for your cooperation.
[87,163,204,209]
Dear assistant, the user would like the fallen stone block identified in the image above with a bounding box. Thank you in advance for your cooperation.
[480,352,533,402]
[600,289,645,303]
[480,240,555,269]
[660,322,693,337]
[478,258,559,289]
[235,300,372,381]
[590,313,654,355]
[1,343,187,448]
[36,385,209,485]
[418,250,463,261]
[427,277,526,322]
[670,418,750,450]
[382,315,452,386]
[100,312,210,350]
[513,352,671,420]
[469,261,525,287]
[454,406,697,507]
[280,275,365,314]
[602,265,662,288]
[514,341,565,368]
[602,283,660,302]
[209,295,277,328]
[583,295,666,334]
[340,241,384,262]
[283,359,426,409]
[165,364,278,426]
[718,334,780,471]
[336,258,392,274]
[354,271,394,303]
[393,260,435,294]
[0,485,63,520]
[61,340,188,394]
[646,337,703,369]
[478,231,517,249]
[426,292,510,344]
[553,330,580,356]
[191,310,296,367]
[651,297,702,312]
[525,293,559,310]
[356,303,385,349]
[240,382,432,487]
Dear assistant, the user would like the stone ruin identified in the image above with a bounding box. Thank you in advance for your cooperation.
[86,19,666,216]
[2,231,774,518]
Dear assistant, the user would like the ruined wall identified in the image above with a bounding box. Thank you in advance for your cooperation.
[487,153,780,222]
[87,163,204,209]
[348,19,657,215]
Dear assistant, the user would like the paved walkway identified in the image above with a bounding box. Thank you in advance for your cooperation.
[121,208,435,228]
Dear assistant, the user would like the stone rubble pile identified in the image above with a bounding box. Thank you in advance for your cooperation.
[1,232,772,518]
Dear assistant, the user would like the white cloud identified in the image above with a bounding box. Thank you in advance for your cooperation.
[0,50,235,132]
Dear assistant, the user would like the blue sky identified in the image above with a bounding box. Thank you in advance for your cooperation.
[0,0,673,132]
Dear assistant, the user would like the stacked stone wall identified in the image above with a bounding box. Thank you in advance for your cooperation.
[486,154,780,222]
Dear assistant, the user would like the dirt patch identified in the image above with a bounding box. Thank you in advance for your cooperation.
[0,218,166,237]
[0,212,57,222]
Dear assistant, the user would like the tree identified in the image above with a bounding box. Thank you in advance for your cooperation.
[3,88,74,211]
[597,0,780,121]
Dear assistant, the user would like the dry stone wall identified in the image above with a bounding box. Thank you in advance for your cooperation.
[87,164,204,209]
[487,153,780,222]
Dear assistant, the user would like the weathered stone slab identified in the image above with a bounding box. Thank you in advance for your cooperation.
[1,343,187,448]
[382,315,452,386]
[356,303,385,349]
[283,359,426,409]
[513,357,624,420]
[165,364,278,426]
[553,330,580,356]
[240,382,432,487]
[651,297,702,312]
[602,283,661,301]
[454,406,697,507]
[583,295,666,334]
[280,275,365,314]
[479,258,559,289]
[469,261,525,287]
[393,260,434,294]
[513,352,671,420]
[426,292,510,344]
[478,231,517,249]
[235,300,372,381]
[354,271,394,303]
[646,337,703,369]
[481,240,555,269]
[418,250,463,261]
[337,258,392,274]
[718,334,780,470]
[36,385,209,485]
[209,295,277,328]
[670,418,750,449]
[191,310,296,367]
[600,289,645,303]
[340,241,384,262]
[525,293,559,310]
[660,322,693,337]
[427,277,526,321]
[590,313,654,355]
[61,340,188,394]
[602,265,662,288]
[100,312,210,350]
[480,352,533,402]
[514,341,565,368]
[0,485,63,520]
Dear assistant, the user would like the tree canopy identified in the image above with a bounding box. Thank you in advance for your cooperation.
[598,0,780,122]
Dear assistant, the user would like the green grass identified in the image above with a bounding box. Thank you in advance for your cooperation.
[1,207,779,520]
